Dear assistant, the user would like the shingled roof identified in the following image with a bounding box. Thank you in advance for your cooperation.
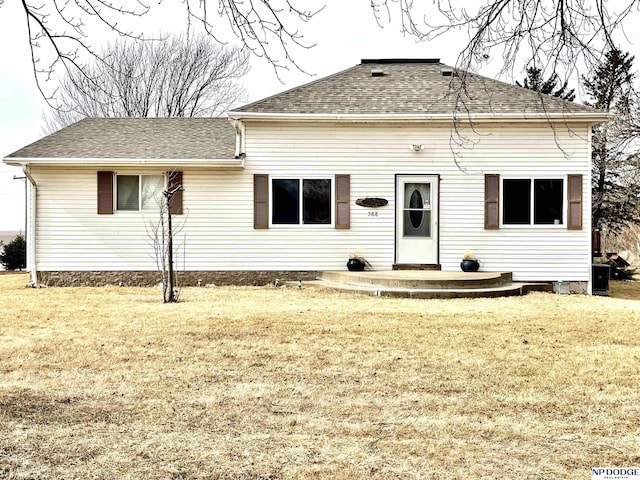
[6,117,236,160]
[232,59,601,117]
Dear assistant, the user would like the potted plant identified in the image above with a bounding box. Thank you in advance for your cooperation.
[460,250,480,272]
[347,250,370,271]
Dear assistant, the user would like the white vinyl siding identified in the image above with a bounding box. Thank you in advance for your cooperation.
[30,121,592,282]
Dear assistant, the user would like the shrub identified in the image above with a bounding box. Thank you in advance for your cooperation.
[612,267,637,281]
[0,234,26,271]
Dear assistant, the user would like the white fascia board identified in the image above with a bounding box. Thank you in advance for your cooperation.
[227,111,612,124]
[2,157,245,169]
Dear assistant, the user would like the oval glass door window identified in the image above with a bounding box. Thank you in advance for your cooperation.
[403,183,431,237]
[409,190,424,228]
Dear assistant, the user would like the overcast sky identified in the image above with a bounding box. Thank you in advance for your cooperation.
[1,2,638,232]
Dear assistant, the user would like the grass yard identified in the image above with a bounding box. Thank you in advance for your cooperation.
[0,273,638,479]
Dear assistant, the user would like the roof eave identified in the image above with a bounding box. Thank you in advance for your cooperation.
[228,111,611,124]
[2,157,245,170]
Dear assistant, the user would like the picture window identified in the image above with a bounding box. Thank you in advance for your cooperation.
[272,178,332,225]
[503,178,564,225]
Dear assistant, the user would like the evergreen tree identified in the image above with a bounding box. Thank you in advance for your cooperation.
[584,49,640,233]
[517,66,575,101]
[0,234,26,271]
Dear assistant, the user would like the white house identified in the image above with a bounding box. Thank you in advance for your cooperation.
[3,59,609,292]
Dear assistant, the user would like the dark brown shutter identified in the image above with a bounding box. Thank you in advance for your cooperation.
[592,228,602,256]
[567,174,583,230]
[484,174,500,229]
[254,174,269,229]
[167,171,183,215]
[335,174,350,229]
[97,171,114,214]
[336,175,351,230]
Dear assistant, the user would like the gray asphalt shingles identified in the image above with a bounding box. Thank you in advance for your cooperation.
[234,61,597,115]
[7,117,236,159]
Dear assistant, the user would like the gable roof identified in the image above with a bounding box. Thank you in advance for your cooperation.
[231,59,606,120]
[5,117,237,165]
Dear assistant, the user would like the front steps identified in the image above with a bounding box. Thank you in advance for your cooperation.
[313,270,552,299]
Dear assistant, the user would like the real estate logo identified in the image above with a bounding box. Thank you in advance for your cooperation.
[592,468,640,480]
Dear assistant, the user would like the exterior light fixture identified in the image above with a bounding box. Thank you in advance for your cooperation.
[411,144,425,152]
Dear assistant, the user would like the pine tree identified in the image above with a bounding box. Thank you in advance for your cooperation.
[0,234,26,271]
[584,49,640,233]
[517,66,575,101]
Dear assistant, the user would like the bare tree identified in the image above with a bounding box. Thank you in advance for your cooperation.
[43,34,249,132]
[11,0,321,101]
[147,176,185,304]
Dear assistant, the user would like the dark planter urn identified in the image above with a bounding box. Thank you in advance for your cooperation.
[460,259,480,272]
[347,258,366,271]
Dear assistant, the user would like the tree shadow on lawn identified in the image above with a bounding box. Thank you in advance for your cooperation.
[609,280,640,300]
[0,388,131,426]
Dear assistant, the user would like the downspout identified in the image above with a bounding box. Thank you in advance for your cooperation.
[22,165,38,286]
[231,119,246,163]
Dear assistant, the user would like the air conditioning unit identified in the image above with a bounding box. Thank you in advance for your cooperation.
[592,264,611,296]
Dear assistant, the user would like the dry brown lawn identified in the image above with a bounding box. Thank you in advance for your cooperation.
[0,273,638,479]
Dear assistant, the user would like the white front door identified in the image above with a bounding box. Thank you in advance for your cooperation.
[395,175,439,265]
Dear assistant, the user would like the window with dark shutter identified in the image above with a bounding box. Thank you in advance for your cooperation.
[167,171,183,215]
[254,174,269,229]
[256,174,347,228]
[97,171,114,215]
[335,174,350,229]
[484,174,499,229]
[567,174,583,230]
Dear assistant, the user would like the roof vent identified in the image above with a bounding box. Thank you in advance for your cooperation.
[371,68,384,77]
[441,67,456,77]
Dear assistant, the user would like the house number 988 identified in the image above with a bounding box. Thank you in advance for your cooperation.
[367,211,379,217]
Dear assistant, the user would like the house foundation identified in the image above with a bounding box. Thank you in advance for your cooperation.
[37,270,318,287]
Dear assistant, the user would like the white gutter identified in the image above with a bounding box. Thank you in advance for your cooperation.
[22,165,38,286]
[228,111,612,124]
[4,157,245,169]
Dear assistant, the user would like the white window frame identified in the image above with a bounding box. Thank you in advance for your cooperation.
[500,176,567,228]
[269,177,335,227]
[115,174,165,212]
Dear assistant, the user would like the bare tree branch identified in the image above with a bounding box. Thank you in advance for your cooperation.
[370,0,640,83]
[19,0,152,102]
[11,0,322,101]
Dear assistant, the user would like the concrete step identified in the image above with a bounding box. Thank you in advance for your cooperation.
[308,279,552,299]
[319,270,513,290]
